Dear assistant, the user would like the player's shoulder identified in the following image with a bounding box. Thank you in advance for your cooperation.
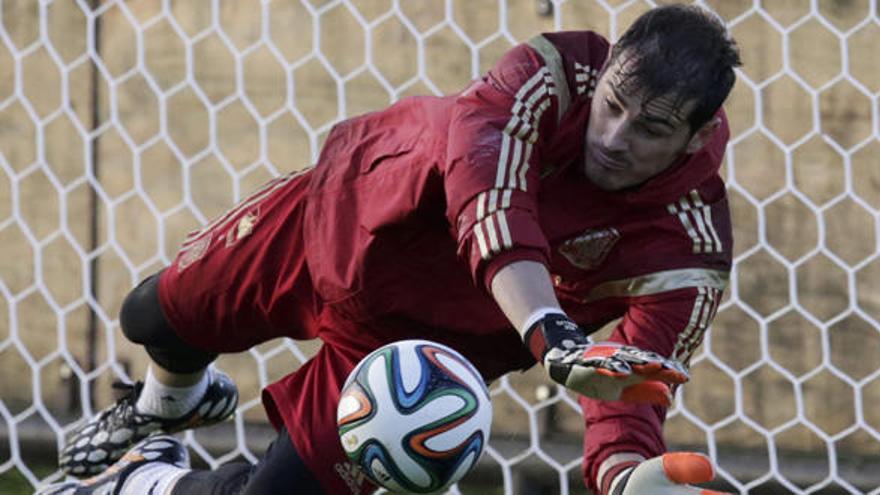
[492,31,609,82]
[519,31,610,103]
[534,30,610,61]
[527,31,610,73]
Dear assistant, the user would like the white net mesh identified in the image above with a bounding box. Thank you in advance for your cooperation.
[0,0,878,493]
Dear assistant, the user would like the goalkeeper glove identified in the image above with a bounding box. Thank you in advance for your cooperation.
[523,314,689,405]
[613,452,731,495]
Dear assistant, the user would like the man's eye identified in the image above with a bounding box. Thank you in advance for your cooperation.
[605,97,621,112]
[638,123,667,137]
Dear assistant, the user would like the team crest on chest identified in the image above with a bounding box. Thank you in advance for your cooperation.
[558,228,620,270]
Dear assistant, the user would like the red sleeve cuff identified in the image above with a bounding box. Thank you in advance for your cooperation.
[481,248,549,293]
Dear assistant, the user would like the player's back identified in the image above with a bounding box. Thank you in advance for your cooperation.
[303,94,486,316]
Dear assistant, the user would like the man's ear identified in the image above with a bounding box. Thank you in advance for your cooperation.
[685,116,721,154]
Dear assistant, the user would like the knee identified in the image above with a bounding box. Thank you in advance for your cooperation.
[120,270,218,373]
[119,271,171,346]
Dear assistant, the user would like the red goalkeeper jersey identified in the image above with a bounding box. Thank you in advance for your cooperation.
[156,30,736,494]
[156,29,733,494]
[304,30,731,376]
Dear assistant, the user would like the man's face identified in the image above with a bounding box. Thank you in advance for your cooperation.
[584,57,699,191]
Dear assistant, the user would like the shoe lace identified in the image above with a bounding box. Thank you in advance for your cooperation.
[100,380,143,428]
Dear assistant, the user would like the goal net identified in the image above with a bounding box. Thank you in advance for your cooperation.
[0,1,877,493]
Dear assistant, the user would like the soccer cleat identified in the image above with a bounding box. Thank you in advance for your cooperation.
[38,435,189,495]
[59,369,238,477]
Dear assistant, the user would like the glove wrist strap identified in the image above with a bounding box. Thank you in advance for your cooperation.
[520,307,563,336]
[523,313,589,362]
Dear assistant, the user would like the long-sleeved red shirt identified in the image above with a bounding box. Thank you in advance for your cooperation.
[303,30,731,380]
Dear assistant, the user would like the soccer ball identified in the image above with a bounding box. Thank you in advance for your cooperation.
[336,339,492,493]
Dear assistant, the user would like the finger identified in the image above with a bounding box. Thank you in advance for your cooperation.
[661,452,719,486]
[631,364,690,384]
[630,361,662,374]
[582,343,623,359]
[579,353,634,376]
[618,352,687,371]
[593,367,630,378]
[663,452,734,493]
[657,368,690,384]
[612,350,690,378]
[619,381,672,405]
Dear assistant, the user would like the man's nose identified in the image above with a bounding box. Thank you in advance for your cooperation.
[603,119,629,152]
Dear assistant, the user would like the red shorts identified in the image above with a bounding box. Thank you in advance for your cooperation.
[158,169,378,494]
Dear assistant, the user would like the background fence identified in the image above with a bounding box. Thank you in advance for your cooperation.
[0,0,878,493]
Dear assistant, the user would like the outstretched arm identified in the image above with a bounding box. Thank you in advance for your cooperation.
[489,259,561,331]
[490,260,689,405]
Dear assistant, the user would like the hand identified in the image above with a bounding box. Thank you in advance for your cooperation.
[619,452,731,494]
[524,314,689,405]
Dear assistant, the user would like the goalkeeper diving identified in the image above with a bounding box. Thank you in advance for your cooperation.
[42,4,740,494]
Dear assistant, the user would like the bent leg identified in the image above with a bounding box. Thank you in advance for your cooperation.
[120,270,217,374]
[155,168,321,355]
[117,270,223,419]
[60,170,317,478]
[120,168,320,422]
[122,168,319,415]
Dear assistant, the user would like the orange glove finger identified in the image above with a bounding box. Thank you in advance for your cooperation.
[630,362,662,374]
[662,452,733,494]
[581,344,621,359]
[619,381,672,405]
[594,367,630,378]
[632,364,690,384]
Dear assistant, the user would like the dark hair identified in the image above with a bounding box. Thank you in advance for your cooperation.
[609,4,742,131]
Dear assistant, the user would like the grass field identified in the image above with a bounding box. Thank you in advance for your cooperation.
[1,466,49,494]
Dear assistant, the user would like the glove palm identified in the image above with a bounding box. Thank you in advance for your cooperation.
[526,314,689,405]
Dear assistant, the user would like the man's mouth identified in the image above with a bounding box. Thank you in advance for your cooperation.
[590,146,628,171]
